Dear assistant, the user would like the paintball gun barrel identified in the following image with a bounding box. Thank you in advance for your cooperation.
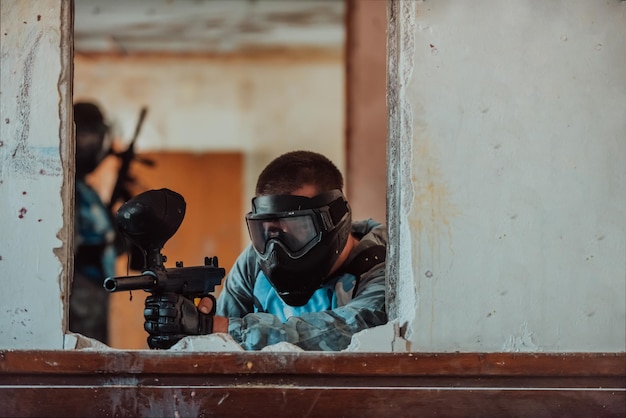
[103,256,224,297]
[103,188,225,300]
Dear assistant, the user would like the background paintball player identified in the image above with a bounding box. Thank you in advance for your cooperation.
[144,150,388,350]
[69,102,117,344]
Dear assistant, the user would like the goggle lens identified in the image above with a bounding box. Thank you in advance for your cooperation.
[247,214,319,255]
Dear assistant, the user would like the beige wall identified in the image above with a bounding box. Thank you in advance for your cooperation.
[345,0,388,224]
[74,52,345,235]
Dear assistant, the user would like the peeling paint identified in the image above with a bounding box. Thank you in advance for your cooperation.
[386,0,420,340]
[55,0,75,340]
[503,322,539,352]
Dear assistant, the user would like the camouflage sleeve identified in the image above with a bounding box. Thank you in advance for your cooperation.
[216,245,257,319]
[225,264,387,351]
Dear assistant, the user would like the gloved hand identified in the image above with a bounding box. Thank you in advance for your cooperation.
[143,293,215,349]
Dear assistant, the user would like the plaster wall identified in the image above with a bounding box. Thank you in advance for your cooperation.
[0,1,71,349]
[389,0,626,352]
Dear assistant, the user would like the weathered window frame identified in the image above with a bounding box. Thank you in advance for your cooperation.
[0,2,624,416]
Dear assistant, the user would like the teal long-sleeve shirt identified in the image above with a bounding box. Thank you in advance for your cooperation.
[216,219,388,351]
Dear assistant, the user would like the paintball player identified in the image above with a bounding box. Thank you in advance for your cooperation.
[144,150,388,350]
[69,102,117,344]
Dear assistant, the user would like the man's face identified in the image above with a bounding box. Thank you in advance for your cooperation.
[246,186,354,306]
[261,216,318,254]
[261,184,321,253]
[261,185,318,239]
[252,183,320,254]
[247,185,352,265]
[286,184,354,275]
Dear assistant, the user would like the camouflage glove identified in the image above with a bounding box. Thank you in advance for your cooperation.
[143,293,215,349]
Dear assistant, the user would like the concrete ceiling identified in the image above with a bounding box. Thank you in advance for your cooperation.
[74,0,346,54]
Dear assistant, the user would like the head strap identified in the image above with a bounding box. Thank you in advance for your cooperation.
[251,189,345,214]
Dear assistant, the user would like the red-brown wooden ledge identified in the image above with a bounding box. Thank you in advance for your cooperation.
[1,351,624,417]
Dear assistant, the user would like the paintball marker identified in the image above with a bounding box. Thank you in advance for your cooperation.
[103,187,225,318]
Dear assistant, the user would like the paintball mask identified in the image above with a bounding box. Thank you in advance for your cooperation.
[245,189,352,306]
[74,102,111,177]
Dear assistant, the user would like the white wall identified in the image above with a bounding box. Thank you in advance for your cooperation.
[0,1,71,349]
[389,0,625,352]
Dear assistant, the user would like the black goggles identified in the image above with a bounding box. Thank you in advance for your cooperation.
[245,190,349,257]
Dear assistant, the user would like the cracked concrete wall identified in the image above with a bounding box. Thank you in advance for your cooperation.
[388,0,625,352]
[0,0,73,349]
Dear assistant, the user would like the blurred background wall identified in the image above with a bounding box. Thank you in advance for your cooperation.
[71,0,387,348]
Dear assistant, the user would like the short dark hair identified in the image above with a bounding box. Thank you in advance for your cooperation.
[255,150,344,196]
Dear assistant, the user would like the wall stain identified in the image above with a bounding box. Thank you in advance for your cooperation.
[409,137,459,264]
[11,31,41,159]
[8,30,61,178]
[408,127,460,343]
